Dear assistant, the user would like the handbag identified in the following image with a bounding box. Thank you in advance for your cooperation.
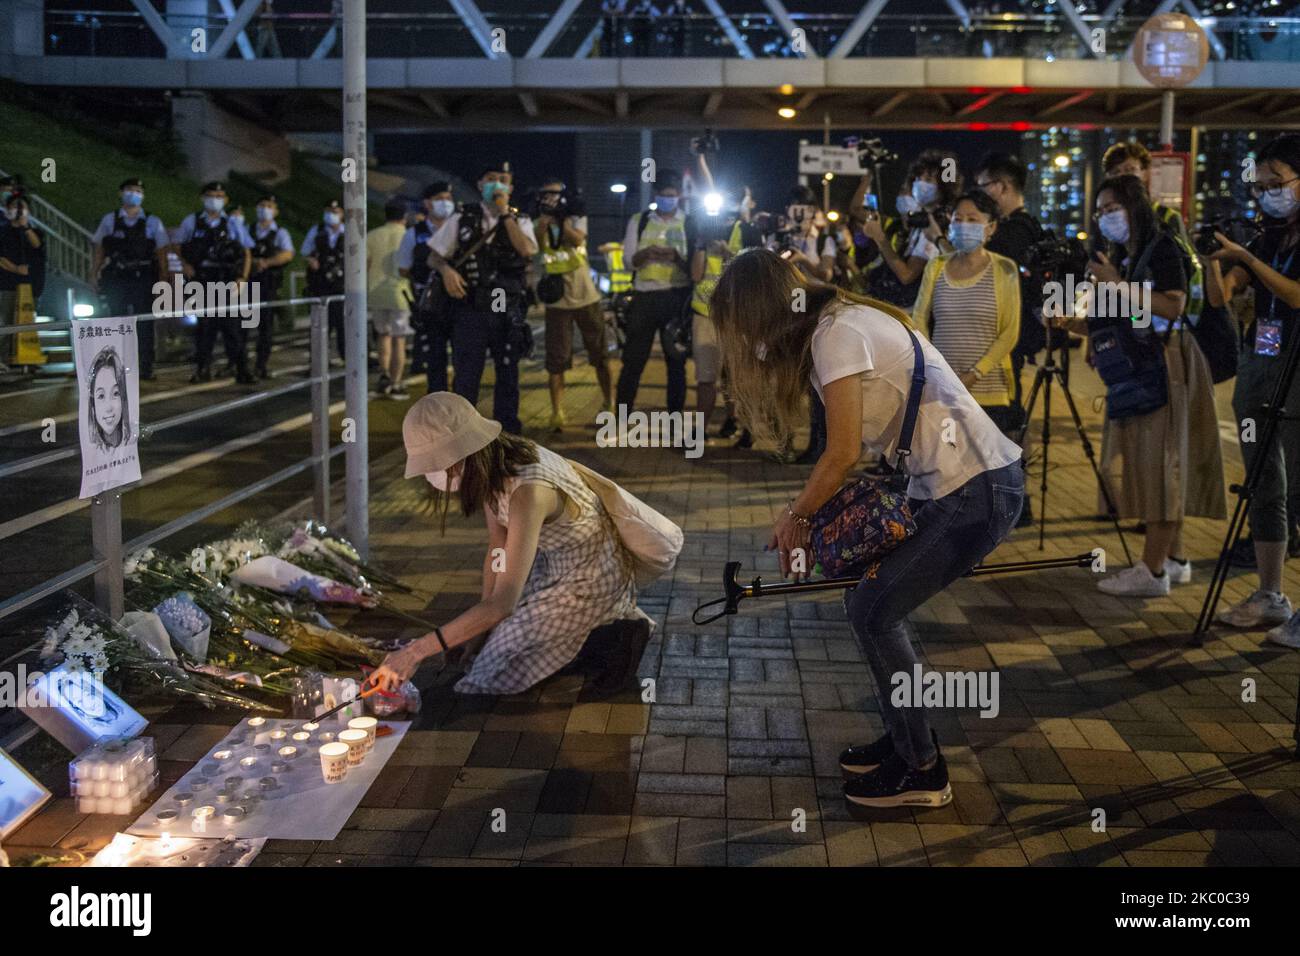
[567,458,685,586]
[536,273,566,305]
[808,327,926,579]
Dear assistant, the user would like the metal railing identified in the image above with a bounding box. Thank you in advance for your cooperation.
[37,9,1300,62]
[0,295,350,624]
[0,166,94,286]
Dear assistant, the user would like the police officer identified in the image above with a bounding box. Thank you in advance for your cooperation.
[245,194,295,379]
[91,178,170,380]
[429,164,537,434]
[303,199,347,364]
[399,181,455,390]
[176,181,253,383]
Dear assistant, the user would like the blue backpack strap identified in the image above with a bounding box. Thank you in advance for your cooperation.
[892,328,927,471]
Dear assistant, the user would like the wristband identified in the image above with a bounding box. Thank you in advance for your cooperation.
[432,627,449,654]
[786,503,811,528]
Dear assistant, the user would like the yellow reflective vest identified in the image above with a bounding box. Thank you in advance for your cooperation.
[605,243,633,293]
[691,221,744,317]
[538,224,587,274]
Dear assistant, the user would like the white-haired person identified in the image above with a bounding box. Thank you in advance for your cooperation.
[366,393,653,696]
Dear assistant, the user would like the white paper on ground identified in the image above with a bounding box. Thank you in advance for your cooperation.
[127,716,410,841]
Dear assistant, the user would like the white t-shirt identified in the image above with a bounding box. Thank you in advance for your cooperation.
[809,301,1021,500]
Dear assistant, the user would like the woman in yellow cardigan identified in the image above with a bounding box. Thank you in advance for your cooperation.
[911,191,1022,434]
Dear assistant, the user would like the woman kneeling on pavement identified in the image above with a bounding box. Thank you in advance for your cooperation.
[710,248,1024,808]
[367,392,654,696]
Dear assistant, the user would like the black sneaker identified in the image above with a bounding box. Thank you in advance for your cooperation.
[718,417,738,439]
[843,752,952,809]
[840,735,896,775]
[734,429,753,449]
[255,364,270,380]
[376,373,391,394]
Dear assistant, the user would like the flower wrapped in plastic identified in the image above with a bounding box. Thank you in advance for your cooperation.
[35,592,270,711]
[238,519,414,595]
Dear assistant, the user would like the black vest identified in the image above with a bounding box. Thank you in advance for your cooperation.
[407,218,436,289]
[251,225,286,289]
[307,226,345,295]
[101,211,155,279]
[458,204,527,295]
[181,213,242,281]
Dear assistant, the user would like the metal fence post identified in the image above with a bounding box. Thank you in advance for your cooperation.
[90,490,124,620]
[310,302,330,525]
[343,0,370,559]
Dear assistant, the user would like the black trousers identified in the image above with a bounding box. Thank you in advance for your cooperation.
[448,297,522,434]
[415,306,455,393]
[615,286,690,414]
[101,274,156,376]
[241,275,280,370]
[196,314,246,372]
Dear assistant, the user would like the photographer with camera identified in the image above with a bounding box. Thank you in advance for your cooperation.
[861,149,961,309]
[765,185,836,283]
[616,169,695,416]
[429,164,537,435]
[534,176,611,432]
[1205,133,1300,643]
[302,199,348,365]
[400,182,456,391]
[710,248,1023,807]
[1048,175,1224,597]
[177,181,253,383]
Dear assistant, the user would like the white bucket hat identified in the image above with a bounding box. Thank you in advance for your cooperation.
[402,392,502,479]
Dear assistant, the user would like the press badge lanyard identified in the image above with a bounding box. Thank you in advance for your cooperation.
[1257,243,1298,357]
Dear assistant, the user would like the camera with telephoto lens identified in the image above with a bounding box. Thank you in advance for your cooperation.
[527,186,585,222]
[1194,216,1262,257]
[904,207,950,236]
[756,212,802,255]
[691,128,721,156]
[1023,230,1091,351]
[851,136,899,169]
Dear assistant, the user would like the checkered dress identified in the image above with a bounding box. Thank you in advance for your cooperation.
[454,445,640,695]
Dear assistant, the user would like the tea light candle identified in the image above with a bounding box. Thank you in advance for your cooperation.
[220,806,246,826]
[190,778,209,791]
[215,790,235,804]
[202,762,221,776]
[337,729,368,767]
[347,717,378,753]
[301,722,320,734]
[268,730,288,746]
[259,776,279,792]
[291,732,311,746]
[239,757,259,771]
[277,746,298,759]
[248,717,267,731]
[174,792,194,807]
[224,776,244,790]
[156,809,179,828]
[254,744,270,755]
[271,761,290,774]
[213,749,234,762]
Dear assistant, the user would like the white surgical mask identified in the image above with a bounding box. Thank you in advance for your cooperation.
[257,207,275,222]
[425,469,461,492]
[324,211,341,227]
[230,213,244,226]
[1098,209,1130,245]
[431,199,455,220]
[122,191,143,208]
[947,221,986,253]
[3,207,17,222]
[896,193,920,216]
[203,196,226,214]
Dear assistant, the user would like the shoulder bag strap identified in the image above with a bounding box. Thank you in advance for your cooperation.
[892,328,927,474]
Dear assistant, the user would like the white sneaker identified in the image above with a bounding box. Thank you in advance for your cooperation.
[1217,589,1293,628]
[1097,562,1170,597]
[1266,611,1300,649]
[1163,558,1192,585]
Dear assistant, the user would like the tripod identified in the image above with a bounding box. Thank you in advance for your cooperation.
[1015,343,1133,565]
[1194,318,1300,645]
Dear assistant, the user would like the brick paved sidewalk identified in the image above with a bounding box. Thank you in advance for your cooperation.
[12,343,1300,866]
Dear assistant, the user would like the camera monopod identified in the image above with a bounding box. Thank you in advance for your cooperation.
[692,553,1098,625]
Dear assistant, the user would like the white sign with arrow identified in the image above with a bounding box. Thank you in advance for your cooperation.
[798,144,866,176]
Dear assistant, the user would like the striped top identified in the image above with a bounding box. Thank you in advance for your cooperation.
[928,263,1007,402]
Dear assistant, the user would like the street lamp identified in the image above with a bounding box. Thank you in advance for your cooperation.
[611,183,628,222]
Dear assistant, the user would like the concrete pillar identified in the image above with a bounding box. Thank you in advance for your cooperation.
[171,92,291,184]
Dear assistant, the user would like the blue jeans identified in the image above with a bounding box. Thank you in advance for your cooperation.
[844,462,1024,769]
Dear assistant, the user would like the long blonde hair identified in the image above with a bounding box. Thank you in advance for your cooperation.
[710,248,911,443]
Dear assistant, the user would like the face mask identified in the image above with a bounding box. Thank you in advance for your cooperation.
[896,193,920,216]
[324,212,341,227]
[203,196,226,214]
[230,214,245,226]
[424,469,461,493]
[431,199,455,219]
[257,207,275,223]
[3,208,17,222]
[911,180,939,207]
[947,221,986,253]
[122,191,143,208]
[655,195,678,214]
[1260,188,1300,220]
[1098,209,1130,244]
[481,181,509,203]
